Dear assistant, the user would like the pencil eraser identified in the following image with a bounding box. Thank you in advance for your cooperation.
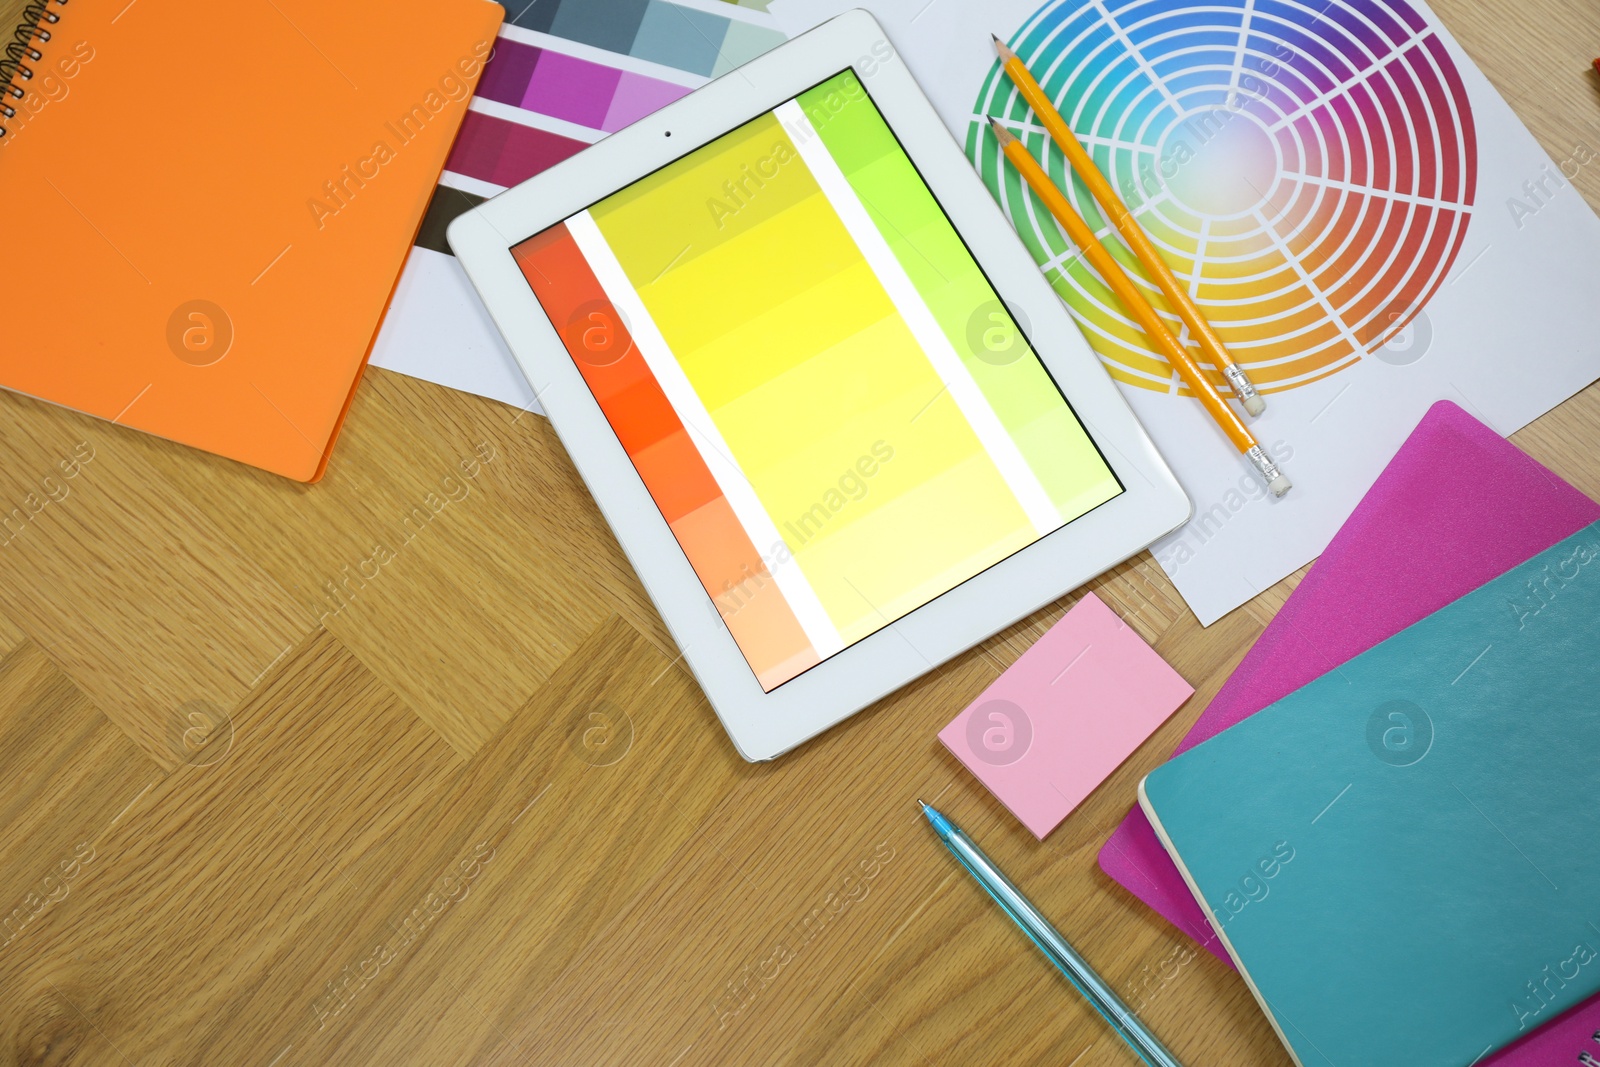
[1243,395,1266,417]
[1269,474,1292,497]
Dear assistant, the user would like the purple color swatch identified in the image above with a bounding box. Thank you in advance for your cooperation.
[475,39,540,107]
[444,112,586,188]
[474,36,692,134]
[602,71,691,132]
[524,49,622,129]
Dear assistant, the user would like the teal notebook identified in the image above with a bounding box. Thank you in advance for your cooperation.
[1139,523,1600,1067]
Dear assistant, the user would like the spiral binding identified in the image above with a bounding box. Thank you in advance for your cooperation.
[1,0,68,137]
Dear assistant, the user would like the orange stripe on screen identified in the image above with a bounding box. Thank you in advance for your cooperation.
[512,223,819,689]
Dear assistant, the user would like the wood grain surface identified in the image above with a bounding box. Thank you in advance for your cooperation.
[1,1,1598,1063]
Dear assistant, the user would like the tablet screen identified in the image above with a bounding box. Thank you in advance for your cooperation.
[512,69,1122,692]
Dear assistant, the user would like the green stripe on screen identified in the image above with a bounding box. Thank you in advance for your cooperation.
[797,71,1119,517]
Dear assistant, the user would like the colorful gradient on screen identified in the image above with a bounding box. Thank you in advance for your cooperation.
[969,0,1477,395]
[514,71,1121,690]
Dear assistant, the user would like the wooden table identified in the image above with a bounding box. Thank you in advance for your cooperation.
[1,2,1597,1063]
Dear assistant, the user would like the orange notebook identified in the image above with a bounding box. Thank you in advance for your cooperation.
[0,0,504,480]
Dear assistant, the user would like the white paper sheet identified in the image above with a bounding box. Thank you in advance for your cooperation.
[774,0,1600,624]
[370,247,540,413]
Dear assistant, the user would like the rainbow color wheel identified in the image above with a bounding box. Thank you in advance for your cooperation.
[971,0,1478,394]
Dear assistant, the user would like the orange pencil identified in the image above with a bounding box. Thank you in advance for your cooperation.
[993,35,1267,417]
[990,120,1290,496]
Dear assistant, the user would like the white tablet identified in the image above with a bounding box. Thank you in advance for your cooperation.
[449,10,1189,761]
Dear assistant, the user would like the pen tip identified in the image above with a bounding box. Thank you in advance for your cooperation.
[917,798,930,811]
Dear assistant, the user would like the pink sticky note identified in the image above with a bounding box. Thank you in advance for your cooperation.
[939,592,1193,839]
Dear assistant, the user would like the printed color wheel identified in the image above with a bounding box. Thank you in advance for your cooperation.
[970,0,1478,394]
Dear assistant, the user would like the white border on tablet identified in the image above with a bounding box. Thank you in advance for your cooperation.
[449,9,1190,761]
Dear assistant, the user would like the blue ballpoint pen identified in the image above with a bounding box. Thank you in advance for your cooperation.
[920,801,1187,1067]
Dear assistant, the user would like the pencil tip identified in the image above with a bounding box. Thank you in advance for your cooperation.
[991,34,1014,59]
[987,117,1014,145]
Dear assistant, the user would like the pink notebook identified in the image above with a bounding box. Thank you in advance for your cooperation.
[1098,401,1600,1065]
